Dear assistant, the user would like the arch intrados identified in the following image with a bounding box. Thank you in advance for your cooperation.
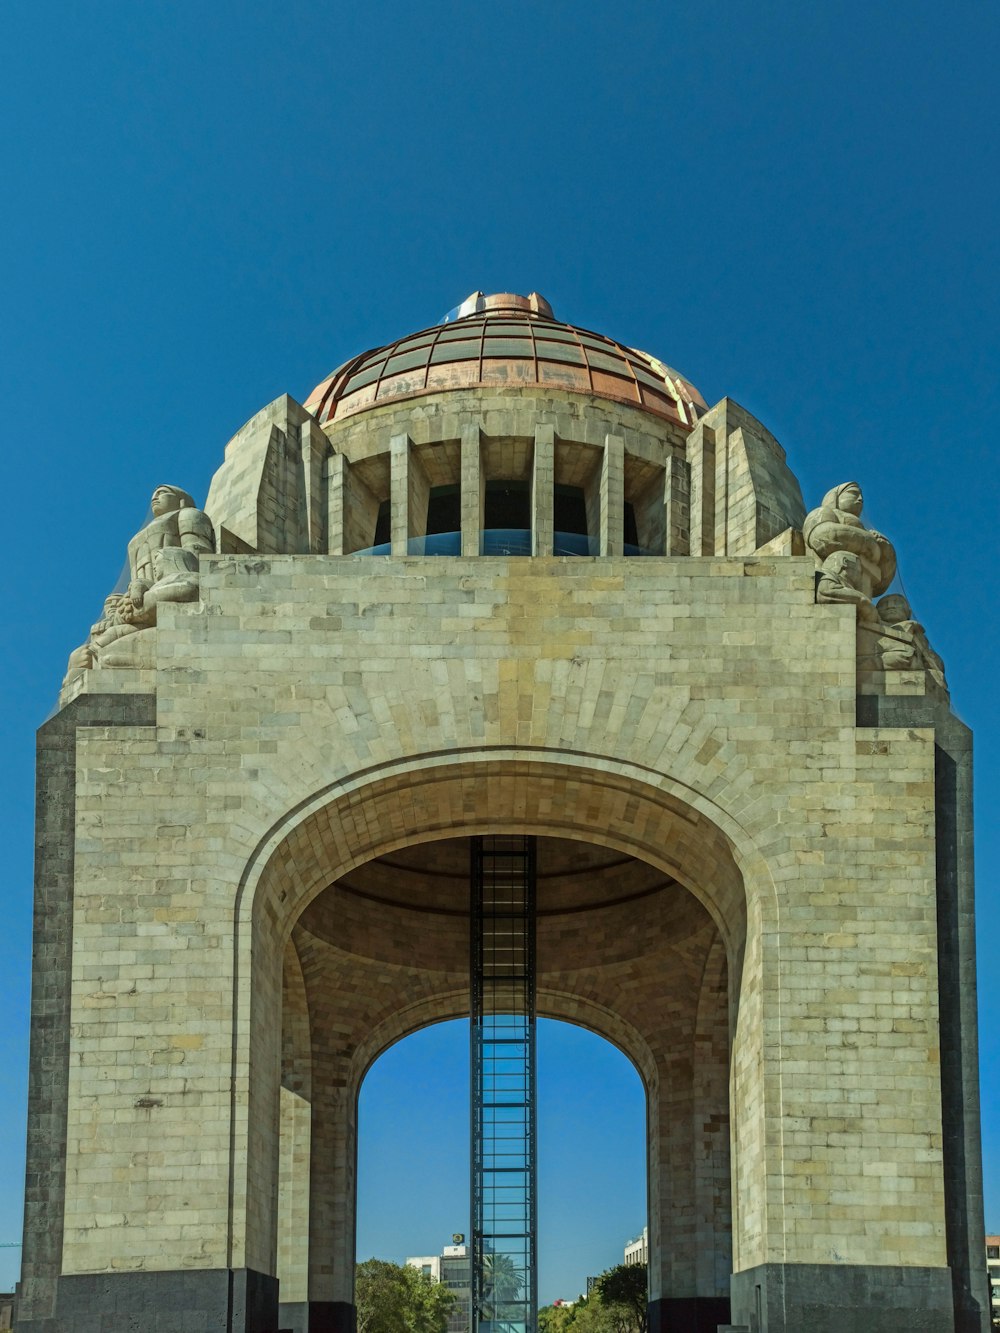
[294,820,740,960]
[351,999,656,1105]
[242,750,763,967]
[301,854,714,970]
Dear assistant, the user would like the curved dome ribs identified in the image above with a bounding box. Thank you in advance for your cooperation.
[304,297,706,428]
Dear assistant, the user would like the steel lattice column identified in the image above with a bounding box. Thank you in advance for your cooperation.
[471,836,537,1333]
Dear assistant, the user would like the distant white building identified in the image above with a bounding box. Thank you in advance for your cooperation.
[624,1226,648,1267]
[407,1239,471,1333]
[408,1253,442,1282]
[986,1234,1000,1324]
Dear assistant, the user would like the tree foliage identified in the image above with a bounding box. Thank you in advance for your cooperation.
[537,1301,577,1333]
[356,1258,458,1333]
[538,1264,647,1333]
[593,1263,647,1333]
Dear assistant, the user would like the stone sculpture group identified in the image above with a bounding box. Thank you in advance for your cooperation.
[64,485,215,683]
[805,481,945,688]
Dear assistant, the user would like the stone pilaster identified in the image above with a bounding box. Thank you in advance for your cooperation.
[301,420,330,554]
[391,432,431,554]
[664,451,691,555]
[461,423,483,557]
[390,432,411,555]
[532,424,554,555]
[600,433,624,556]
[687,420,716,556]
[325,452,347,556]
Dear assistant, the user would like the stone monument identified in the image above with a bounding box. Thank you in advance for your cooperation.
[18,292,986,1333]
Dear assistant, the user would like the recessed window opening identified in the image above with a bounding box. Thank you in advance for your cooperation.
[553,483,593,557]
[554,484,588,537]
[622,472,666,556]
[373,499,391,547]
[426,485,461,536]
[484,479,530,531]
[624,502,640,549]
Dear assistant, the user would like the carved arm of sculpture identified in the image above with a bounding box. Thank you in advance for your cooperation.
[178,505,215,556]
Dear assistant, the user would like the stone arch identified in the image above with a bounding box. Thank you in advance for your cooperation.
[237,748,774,946]
[229,748,776,1318]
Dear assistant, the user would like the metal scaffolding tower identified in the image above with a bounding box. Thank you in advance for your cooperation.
[470,835,537,1333]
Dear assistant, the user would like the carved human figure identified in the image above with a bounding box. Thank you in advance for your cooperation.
[114,485,215,631]
[816,550,880,623]
[63,486,214,684]
[803,482,896,597]
[876,592,947,686]
[63,594,128,684]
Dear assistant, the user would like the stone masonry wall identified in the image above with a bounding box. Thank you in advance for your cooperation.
[55,552,948,1294]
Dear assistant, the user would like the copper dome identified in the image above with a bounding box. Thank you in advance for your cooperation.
[304,292,707,427]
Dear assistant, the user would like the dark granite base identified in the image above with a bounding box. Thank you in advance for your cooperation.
[730,1263,956,1333]
[278,1299,355,1333]
[279,1300,309,1333]
[12,1267,279,1332]
[648,1293,730,1333]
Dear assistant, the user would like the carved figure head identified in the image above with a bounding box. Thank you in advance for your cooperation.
[876,594,912,625]
[151,485,195,516]
[821,482,864,517]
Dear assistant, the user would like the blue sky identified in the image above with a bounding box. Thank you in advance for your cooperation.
[1,0,998,1306]
[357,1020,646,1303]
